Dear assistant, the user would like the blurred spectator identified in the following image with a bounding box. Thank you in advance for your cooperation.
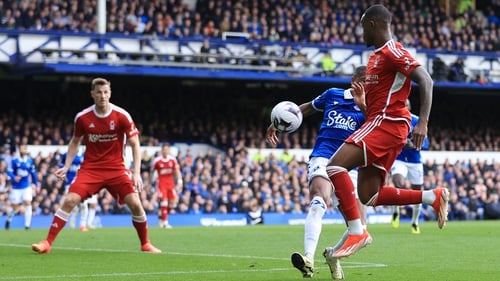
[199,39,219,64]
[447,58,468,82]
[484,193,500,219]
[319,51,336,76]
[432,57,449,81]
[252,43,268,66]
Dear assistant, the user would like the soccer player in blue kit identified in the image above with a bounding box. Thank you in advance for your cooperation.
[390,99,429,234]
[266,66,368,280]
[5,144,39,230]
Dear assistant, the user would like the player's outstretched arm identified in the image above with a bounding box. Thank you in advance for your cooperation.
[409,66,433,150]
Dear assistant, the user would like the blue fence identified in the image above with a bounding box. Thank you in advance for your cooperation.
[0,212,394,229]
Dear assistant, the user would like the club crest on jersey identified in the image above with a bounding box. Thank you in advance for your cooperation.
[88,134,99,142]
[109,120,115,130]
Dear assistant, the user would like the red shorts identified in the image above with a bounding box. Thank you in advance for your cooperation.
[346,118,409,178]
[158,185,177,201]
[69,169,135,205]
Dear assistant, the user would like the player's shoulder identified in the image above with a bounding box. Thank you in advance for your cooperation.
[110,104,133,121]
[75,105,94,121]
[379,40,408,57]
[320,87,346,100]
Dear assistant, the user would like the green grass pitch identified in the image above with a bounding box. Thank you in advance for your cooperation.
[0,220,498,281]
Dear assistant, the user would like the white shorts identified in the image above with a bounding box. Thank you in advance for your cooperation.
[308,157,359,206]
[84,194,98,205]
[9,187,33,204]
[391,160,424,185]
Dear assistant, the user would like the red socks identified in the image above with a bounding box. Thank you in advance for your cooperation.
[329,171,360,221]
[374,187,423,206]
[132,220,149,245]
[46,216,67,245]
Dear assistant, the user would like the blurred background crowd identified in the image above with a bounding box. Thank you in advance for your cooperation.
[0,0,499,224]
[1,0,500,81]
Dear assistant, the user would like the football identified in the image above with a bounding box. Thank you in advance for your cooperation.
[270,101,303,133]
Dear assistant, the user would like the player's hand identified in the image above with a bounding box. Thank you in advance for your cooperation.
[132,172,144,192]
[411,119,428,150]
[351,81,367,114]
[54,167,68,182]
[265,124,279,147]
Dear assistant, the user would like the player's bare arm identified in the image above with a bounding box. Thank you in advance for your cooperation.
[409,66,433,150]
[128,134,144,192]
[55,136,82,181]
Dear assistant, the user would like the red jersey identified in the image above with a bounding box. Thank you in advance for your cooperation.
[74,103,139,170]
[152,155,179,190]
[365,40,420,124]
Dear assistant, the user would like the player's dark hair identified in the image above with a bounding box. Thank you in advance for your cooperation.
[353,65,366,81]
[364,4,392,23]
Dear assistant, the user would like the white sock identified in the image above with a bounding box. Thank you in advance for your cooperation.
[79,203,89,228]
[393,205,399,215]
[304,196,326,261]
[422,190,436,204]
[6,209,16,221]
[24,205,32,228]
[348,219,364,235]
[412,204,422,225]
[69,206,78,227]
[87,208,96,227]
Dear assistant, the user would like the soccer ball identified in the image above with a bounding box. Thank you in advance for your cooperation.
[270,101,303,133]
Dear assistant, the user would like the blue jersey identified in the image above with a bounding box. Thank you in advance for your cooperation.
[396,114,429,164]
[59,151,84,185]
[7,156,38,189]
[310,88,365,158]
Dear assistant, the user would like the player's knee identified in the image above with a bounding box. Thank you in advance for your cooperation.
[63,193,81,208]
[326,165,348,178]
[309,177,331,202]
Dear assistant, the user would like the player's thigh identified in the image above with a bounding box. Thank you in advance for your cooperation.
[167,189,178,205]
[308,157,332,200]
[106,174,142,214]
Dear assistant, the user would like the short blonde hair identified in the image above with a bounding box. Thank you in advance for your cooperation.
[91,78,110,91]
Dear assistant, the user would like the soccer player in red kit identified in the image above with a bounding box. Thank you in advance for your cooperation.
[32,77,161,254]
[323,4,449,259]
[150,143,182,228]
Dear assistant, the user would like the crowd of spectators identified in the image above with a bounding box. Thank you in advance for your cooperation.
[1,0,500,53]
[0,92,499,222]
[1,135,499,223]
